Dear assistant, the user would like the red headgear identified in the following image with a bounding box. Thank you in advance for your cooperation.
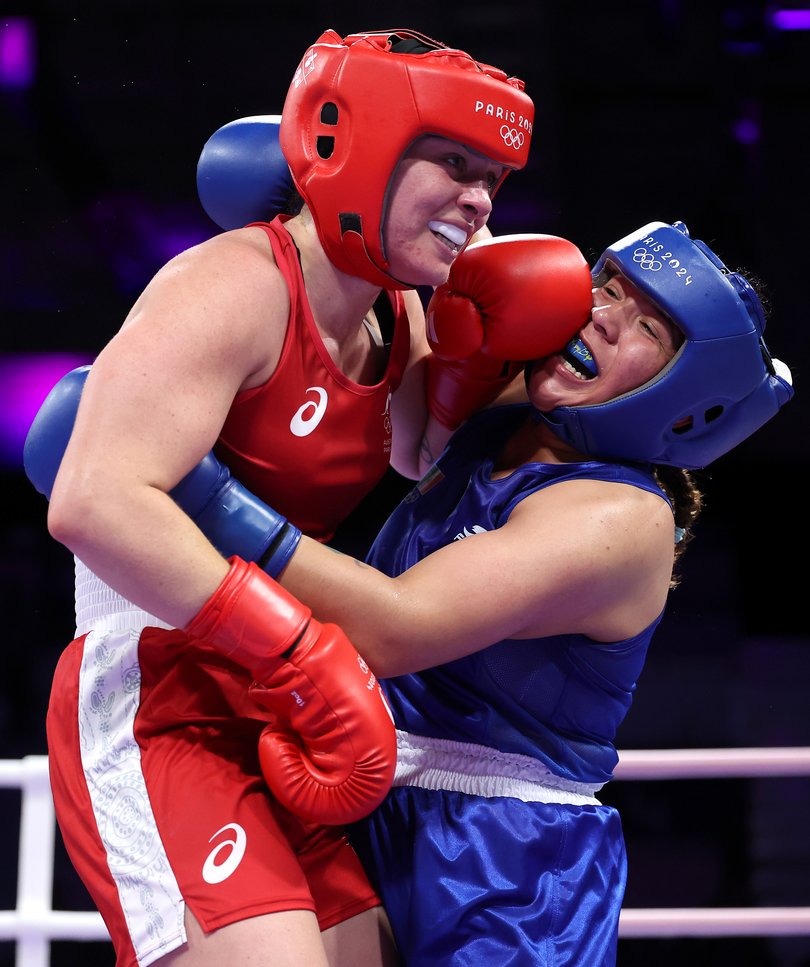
[279,29,534,288]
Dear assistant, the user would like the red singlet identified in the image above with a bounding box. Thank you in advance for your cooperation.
[217,217,410,542]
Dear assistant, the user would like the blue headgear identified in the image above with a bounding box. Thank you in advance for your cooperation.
[536,221,794,469]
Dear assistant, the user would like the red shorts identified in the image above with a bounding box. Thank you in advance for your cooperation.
[47,623,380,967]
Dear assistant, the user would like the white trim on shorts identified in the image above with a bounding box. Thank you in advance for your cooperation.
[394,730,604,806]
[75,558,173,637]
[77,616,186,965]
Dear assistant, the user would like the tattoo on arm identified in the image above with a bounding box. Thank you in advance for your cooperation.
[420,436,436,467]
[325,545,369,570]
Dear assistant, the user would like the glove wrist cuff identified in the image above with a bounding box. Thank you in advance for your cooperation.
[185,556,309,678]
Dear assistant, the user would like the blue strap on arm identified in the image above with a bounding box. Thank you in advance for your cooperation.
[172,454,301,578]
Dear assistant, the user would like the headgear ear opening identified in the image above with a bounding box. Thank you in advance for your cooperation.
[536,221,794,469]
[279,28,535,288]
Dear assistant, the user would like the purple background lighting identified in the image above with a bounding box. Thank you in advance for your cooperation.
[770,9,810,30]
[734,116,761,144]
[0,353,92,468]
[0,17,35,89]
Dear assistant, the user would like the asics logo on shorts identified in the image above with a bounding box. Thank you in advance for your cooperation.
[202,823,247,884]
[290,387,328,437]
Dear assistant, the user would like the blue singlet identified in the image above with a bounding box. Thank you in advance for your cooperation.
[350,405,670,966]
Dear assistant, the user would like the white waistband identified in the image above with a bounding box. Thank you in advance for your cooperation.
[394,730,603,806]
[74,558,174,637]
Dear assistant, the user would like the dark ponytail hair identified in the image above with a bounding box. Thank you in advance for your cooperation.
[653,465,704,588]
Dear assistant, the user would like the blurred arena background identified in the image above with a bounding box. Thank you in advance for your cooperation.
[1,2,808,964]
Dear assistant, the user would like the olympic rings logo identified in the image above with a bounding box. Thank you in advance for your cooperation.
[500,125,525,150]
[632,247,663,271]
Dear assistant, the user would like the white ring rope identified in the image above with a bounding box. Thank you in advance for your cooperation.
[619,906,810,937]
[614,746,810,779]
[2,748,809,965]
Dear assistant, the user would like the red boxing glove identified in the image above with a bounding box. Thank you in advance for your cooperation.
[185,557,396,824]
[252,632,395,826]
[426,233,592,429]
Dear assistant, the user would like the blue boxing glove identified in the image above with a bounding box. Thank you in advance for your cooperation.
[23,365,92,501]
[197,114,296,231]
[23,367,300,578]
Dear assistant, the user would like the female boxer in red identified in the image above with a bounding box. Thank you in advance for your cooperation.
[36,28,547,967]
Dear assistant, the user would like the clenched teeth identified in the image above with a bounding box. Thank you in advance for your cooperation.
[428,220,467,253]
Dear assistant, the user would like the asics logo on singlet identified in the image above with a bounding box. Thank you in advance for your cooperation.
[290,387,328,437]
[202,823,247,884]
[632,247,663,272]
[454,524,487,541]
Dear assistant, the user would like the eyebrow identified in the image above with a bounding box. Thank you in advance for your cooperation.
[454,140,507,174]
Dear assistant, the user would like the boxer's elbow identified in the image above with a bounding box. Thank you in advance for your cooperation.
[48,487,98,555]
[47,466,121,557]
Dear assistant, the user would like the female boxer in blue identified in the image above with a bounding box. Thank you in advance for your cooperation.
[27,220,793,964]
[272,220,792,965]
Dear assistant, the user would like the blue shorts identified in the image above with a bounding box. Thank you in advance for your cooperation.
[351,785,626,966]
